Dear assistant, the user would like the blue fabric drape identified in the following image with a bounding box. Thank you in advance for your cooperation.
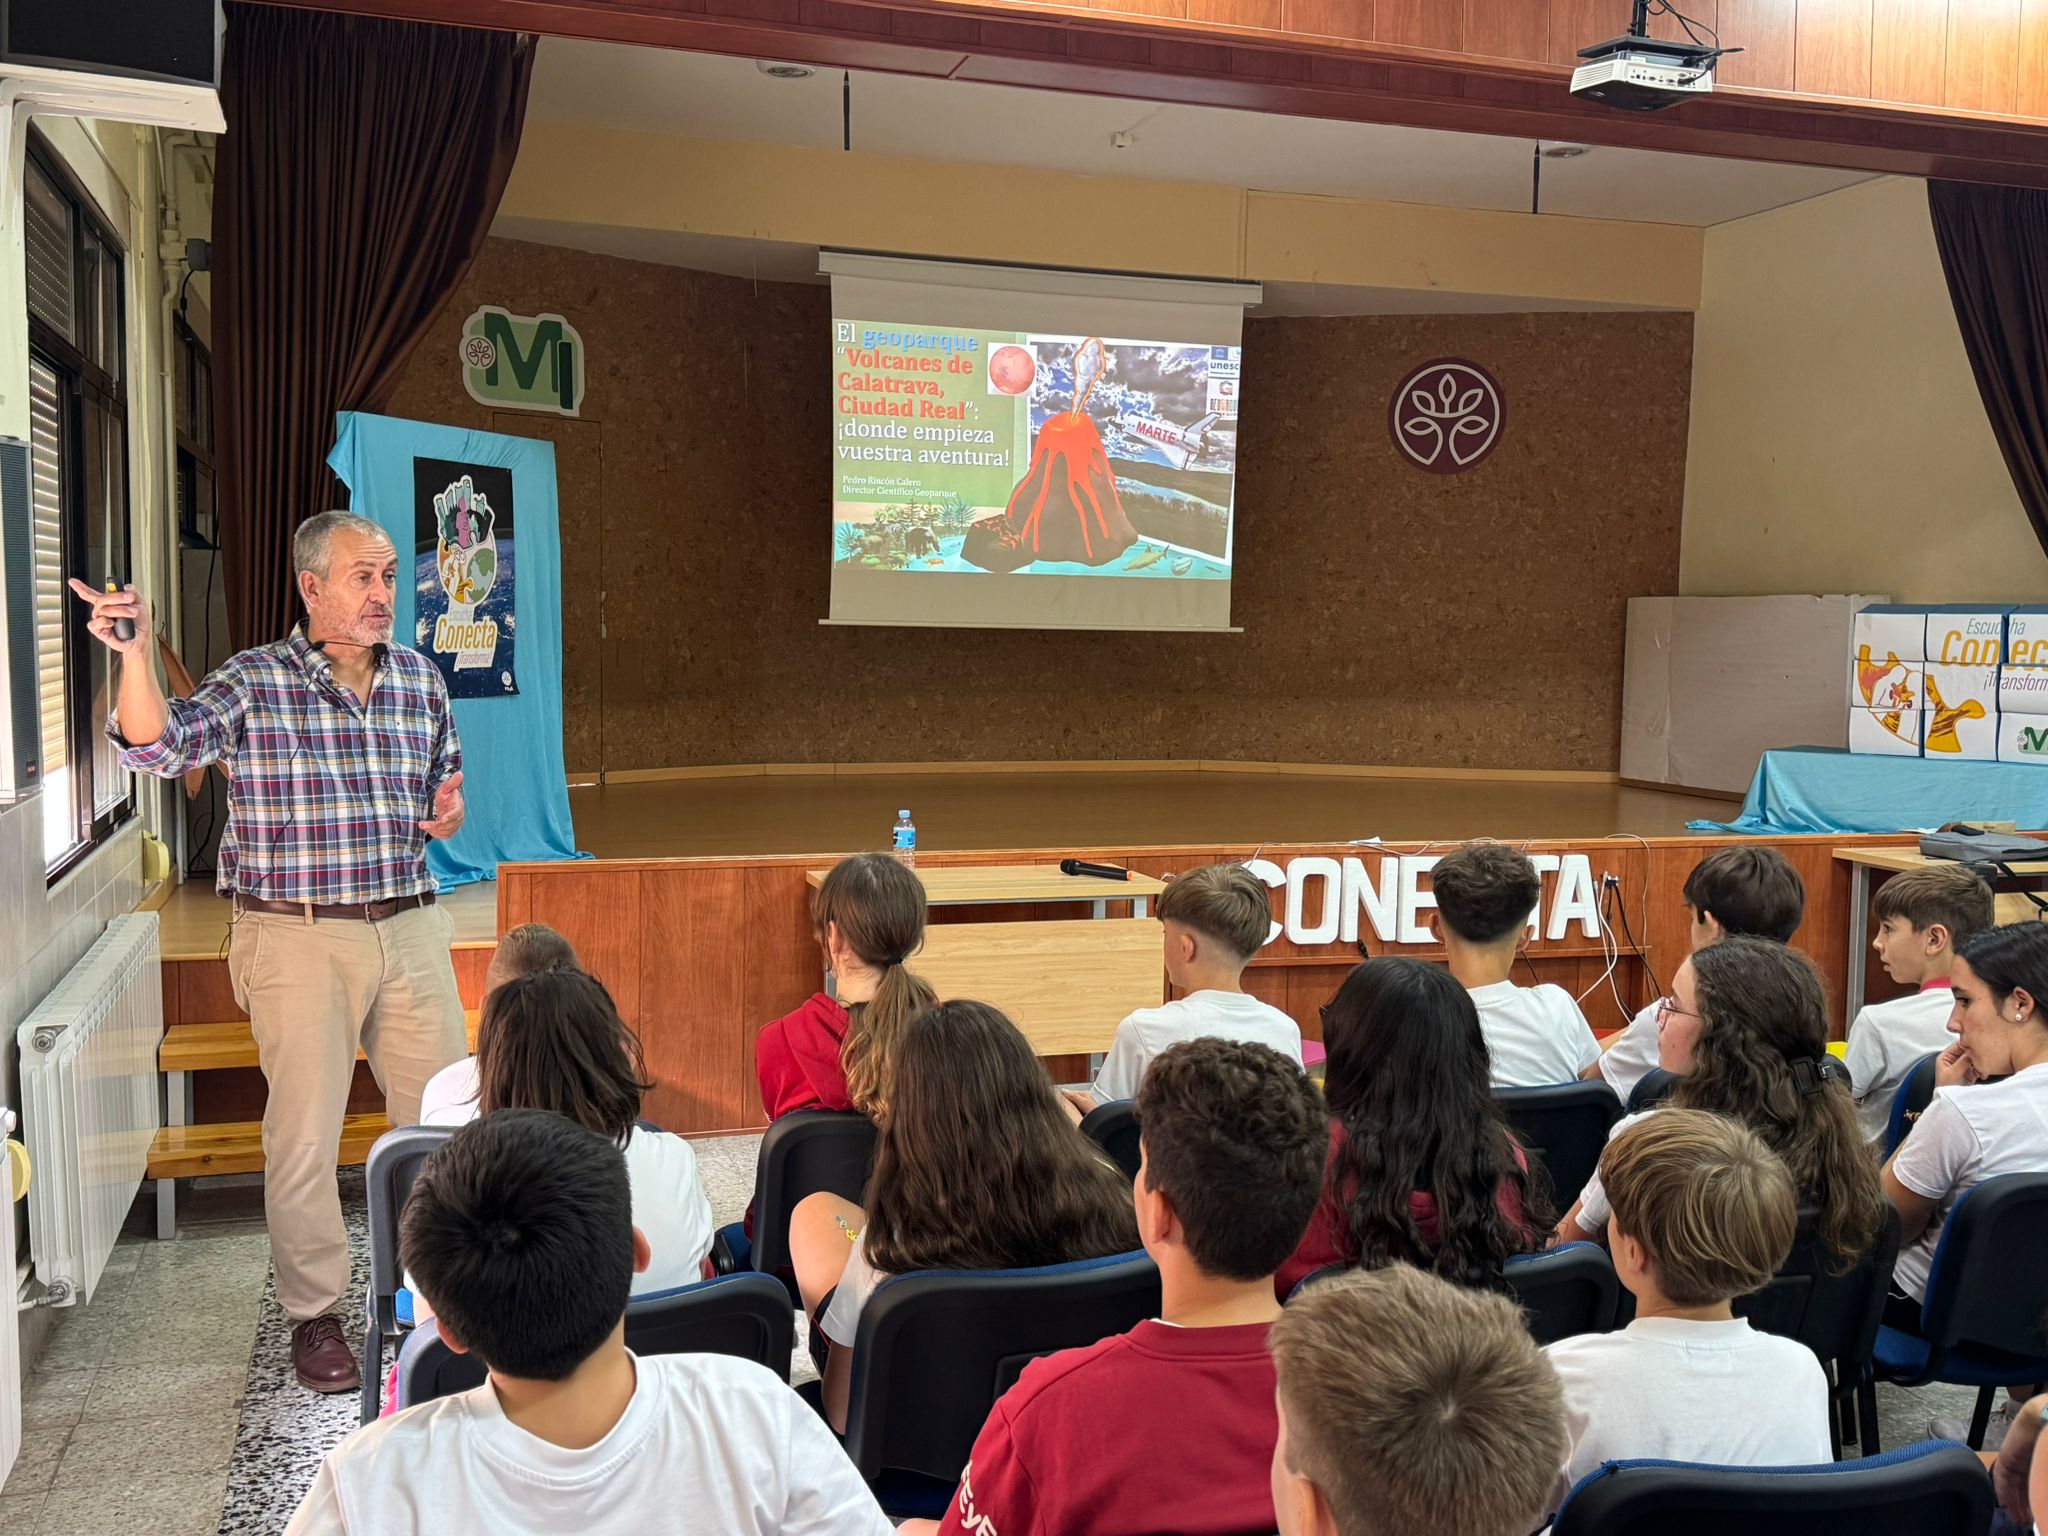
[330,411,582,886]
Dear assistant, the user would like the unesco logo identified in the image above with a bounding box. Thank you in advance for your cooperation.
[1389,359,1506,474]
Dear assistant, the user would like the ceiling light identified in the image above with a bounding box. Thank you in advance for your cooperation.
[757,61,815,79]
[1540,143,1592,159]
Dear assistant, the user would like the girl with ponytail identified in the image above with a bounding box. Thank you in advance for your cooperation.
[756,851,936,1121]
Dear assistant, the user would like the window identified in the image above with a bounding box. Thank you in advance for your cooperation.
[26,138,132,878]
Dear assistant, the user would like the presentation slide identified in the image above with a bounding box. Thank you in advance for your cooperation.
[822,255,1257,632]
[834,326,1238,582]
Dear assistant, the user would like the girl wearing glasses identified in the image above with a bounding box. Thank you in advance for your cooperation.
[1555,935,1885,1272]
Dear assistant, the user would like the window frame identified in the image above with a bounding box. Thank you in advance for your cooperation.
[26,131,135,884]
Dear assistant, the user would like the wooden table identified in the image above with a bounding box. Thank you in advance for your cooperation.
[805,863,1169,918]
[916,918,1165,1056]
[1834,846,2048,1017]
[806,862,1170,1055]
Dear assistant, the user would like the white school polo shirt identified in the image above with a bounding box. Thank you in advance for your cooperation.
[1891,1060,2048,1299]
[1469,981,1602,1088]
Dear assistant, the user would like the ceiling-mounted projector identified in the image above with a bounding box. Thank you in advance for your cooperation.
[1570,34,1716,109]
[1569,0,1734,111]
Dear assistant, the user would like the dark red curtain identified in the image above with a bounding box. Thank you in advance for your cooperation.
[213,5,534,649]
[1928,180,2048,561]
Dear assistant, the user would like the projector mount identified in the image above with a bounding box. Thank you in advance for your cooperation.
[1570,0,1740,112]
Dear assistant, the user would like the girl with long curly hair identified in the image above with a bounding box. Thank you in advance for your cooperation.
[789,1000,1139,1431]
[1274,958,1549,1299]
[1558,935,1886,1270]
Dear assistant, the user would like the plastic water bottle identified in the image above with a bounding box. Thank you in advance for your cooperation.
[891,808,917,866]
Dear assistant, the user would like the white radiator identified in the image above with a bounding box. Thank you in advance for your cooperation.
[16,912,162,1306]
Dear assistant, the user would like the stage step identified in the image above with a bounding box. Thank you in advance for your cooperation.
[159,1014,481,1074]
[147,1112,394,1180]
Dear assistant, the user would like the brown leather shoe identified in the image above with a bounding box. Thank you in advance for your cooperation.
[292,1314,361,1394]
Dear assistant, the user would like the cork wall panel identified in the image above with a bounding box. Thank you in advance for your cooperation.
[384,236,1691,774]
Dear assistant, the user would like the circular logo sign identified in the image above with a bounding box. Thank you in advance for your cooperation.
[1389,358,1506,474]
[461,334,497,370]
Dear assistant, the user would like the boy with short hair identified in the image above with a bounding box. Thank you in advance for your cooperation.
[909,1038,1328,1536]
[1431,840,1600,1087]
[1074,863,1301,1110]
[285,1110,888,1536]
[1544,1109,1832,1507]
[1268,1264,1566,1536]
[1846,864,1995,1144]
[1588,846,1806,1099]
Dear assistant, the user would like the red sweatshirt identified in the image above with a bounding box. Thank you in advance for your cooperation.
[755,994,856,1118]
[936,1320,1279,1536]
[1274,1119,1530,1298]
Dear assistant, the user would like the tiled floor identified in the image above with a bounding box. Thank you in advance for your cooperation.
[0,1136,2006,1534]
[3,1177,271,1536]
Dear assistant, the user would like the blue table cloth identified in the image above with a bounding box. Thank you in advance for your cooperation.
[1693,747,2048,836]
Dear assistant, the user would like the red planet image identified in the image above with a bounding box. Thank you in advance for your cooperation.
[988,344,1035,395]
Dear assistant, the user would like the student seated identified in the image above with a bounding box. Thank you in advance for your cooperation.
[788,999,1139,1433]
[418,922,578,1125]
[1268,1264,1567,1536]
[420,968,714,1294]
[1847,863,1995,1144]
[1588,846,1805,1100]
[900,1038,1326,1536]
[285,1110,890,1535]
[1884,922,2048,1316]
[1070,863,1300,1113]
[756,852,935,1120]
[1275,957,1546,1300]
[1559,936,1887,1273]
[1430,840,1599,1087]
[1546,1109,1832,1505]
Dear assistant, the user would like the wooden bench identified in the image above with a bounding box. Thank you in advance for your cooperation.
[147,1112,395,1180]
[154,1012,479,1236]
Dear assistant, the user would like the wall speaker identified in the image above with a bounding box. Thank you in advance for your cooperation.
[2,0,222,90]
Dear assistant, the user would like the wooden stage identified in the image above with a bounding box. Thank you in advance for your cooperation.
[161,766,1925,1140]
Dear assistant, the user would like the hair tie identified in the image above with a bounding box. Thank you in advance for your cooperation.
[1790,1057,1827,1098]
[882,953,907,968]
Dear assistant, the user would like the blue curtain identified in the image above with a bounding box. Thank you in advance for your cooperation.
[329,411,582,886]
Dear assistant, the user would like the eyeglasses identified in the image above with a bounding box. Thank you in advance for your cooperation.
[1655,995,1700,1026]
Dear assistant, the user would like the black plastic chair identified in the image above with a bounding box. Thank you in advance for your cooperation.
[393,1271,797,1407]
[1078,1099,1142,1181]
[710,1110,877,1303]
[841,1249,1161,1518]
[359,1124,457,1424]
[1735,1203,1901,1457]
[1505,1242,1621,1345]
[1882,1051,1943,1158]
[1495,1081,1622,1206]
[1866,1171,2048,1448]
[1626,1068,1679,1114]
[1551,1441,1991,1536]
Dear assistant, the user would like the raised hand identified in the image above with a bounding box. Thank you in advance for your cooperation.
[67,578,152,657]
[420,770,465,840]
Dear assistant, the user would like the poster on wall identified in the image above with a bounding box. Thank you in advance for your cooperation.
[412,456,519,698]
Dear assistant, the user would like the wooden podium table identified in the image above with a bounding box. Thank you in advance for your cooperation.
[806,863,1168,918]
[806,863,1169,1055]
[1834,846,2048,1017]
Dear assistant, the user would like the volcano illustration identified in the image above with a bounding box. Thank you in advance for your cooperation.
[963,337,1138,571]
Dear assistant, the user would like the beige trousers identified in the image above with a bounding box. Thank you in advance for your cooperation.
[227,903,467,1323]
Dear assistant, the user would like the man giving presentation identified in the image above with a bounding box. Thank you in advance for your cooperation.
[72,510,469,1395]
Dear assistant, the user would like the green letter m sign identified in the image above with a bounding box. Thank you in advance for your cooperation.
[461,307,586,417]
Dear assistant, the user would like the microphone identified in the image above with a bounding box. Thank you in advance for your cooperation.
[1060,857,1133,881]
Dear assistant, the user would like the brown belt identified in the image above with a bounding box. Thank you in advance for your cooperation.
[231,892,436,923]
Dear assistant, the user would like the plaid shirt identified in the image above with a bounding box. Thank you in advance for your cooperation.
[111,626,461,904]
